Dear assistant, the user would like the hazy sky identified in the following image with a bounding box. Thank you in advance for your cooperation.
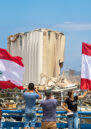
[0,0,91,71]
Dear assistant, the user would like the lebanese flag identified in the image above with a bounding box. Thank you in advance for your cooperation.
[81,42,91,90]
[0,48,24,90]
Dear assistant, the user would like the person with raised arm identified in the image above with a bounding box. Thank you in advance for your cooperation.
[23,83,42,129]
[62,89,89,129]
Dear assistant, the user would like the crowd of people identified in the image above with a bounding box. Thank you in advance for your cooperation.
[23,83,90,129]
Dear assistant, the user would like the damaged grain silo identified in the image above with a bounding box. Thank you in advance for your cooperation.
[7,28,66,85]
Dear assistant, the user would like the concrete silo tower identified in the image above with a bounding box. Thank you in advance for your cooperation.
[8,29,65,85]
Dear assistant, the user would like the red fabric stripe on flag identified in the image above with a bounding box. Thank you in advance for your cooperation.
[0,81,24,90]
[81,78,91,90]
[0,48,24,67]
[82,42,91,56]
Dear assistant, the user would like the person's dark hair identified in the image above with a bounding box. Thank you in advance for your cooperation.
[68,90,73,98]
[28,83,34,90]
[45,90,52,97]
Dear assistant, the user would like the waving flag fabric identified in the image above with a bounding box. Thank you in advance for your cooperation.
[81,42,91,90]
[0,48,24,90]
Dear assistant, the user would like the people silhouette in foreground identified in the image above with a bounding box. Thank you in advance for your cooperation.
[62,90,89,129]
[40,90,58,129]
[23,83,42,129]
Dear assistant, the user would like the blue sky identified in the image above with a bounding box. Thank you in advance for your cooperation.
[0,0,91,71]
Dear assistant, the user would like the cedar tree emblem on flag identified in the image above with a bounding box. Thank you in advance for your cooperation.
[0,48,24,90]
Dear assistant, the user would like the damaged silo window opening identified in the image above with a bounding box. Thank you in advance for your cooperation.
[19,35,22,47]
[59,61,63,69]
[55,33,59,39]
[48,31,51,40]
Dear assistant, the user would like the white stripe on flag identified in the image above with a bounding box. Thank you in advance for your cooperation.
[0,59,24,86]
[81,54,91,80]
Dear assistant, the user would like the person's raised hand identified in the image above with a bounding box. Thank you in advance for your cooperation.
[34,87,38,93]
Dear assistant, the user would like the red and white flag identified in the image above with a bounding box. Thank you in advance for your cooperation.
[81,42,91,90]
[0,48,24,90]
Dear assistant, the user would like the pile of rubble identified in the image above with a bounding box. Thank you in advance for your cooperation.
[36,71,80,91]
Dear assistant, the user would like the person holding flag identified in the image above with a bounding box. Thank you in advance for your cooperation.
[62,42,91,129]
[62,89,89,129]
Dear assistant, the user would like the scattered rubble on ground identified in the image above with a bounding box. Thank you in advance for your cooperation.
[35,71,80,91]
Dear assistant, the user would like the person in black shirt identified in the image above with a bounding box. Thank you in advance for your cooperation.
[62,90,89,129]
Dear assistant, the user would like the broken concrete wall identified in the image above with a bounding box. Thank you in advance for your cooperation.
[42,29,65,77]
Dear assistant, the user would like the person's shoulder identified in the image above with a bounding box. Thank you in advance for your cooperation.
[40,100,45,105]
[52,99,58,105]
[52,99,57,102]
[64,97,69,103]
[33,92,39,98]
[41,100,45,103]
[34,92,39,96]
[23,92,27,96]
[65,97,69,101]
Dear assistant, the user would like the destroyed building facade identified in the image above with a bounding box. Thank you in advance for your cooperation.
[7,29,66,85]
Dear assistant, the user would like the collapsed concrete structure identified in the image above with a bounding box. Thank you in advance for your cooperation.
[8,29,65,85]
